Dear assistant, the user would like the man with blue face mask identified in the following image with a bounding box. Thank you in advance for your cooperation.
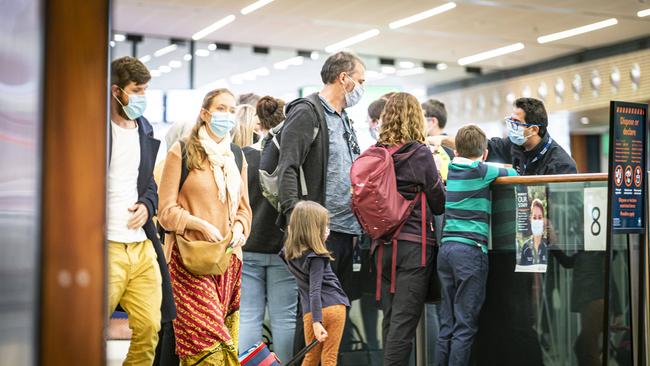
[487,97,576,175]
[108,56,176,365]
[429,97,576,176]
[277,51,365,357]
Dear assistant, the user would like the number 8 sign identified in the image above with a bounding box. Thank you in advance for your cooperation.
[584,187,607,251]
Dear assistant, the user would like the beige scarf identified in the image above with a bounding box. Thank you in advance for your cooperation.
[198,126,240,218]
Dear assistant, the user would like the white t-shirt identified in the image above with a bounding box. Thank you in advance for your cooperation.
[107,121,147,243]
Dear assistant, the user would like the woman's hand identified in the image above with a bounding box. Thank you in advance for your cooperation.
[230,222,246,248]
[193,218,223,242]
[312,322,328,343]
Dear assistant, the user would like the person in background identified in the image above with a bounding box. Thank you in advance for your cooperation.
[238,96,298,363]
[232,104,257,148]
[280,201,350,366]
[367,98,386,141]
[375,92,446,366]
[153,120,194,183]
[108,56,171,365]
[158,88,252,365]
[422,99,452,181]
[436,124,518,366]
[238,92,261,107]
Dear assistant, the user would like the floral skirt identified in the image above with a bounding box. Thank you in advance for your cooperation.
[169,245,242,365]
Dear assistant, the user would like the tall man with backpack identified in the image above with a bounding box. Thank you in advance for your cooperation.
[275,51,366,297]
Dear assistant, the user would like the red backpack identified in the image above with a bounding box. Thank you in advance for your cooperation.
[350,144,427,300]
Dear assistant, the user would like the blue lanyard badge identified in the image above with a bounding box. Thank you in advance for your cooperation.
[523,137,553,172]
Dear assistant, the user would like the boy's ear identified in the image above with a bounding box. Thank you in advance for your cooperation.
[482,149,489,162]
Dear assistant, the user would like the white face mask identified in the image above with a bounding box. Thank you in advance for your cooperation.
[531,219,545,236]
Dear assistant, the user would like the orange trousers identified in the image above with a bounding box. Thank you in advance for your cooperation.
[302,304,346,366]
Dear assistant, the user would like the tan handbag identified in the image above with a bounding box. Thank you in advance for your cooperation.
[175,231,233,276]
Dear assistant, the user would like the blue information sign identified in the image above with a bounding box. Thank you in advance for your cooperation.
[608,101,647,233]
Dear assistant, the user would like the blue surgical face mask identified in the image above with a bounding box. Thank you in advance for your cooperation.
[344,75,364,108]
[115,87,147,120]
[206,110,236,137]
[508,127,528,146]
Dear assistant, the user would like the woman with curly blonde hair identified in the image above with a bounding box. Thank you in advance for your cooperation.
[375,92,446,365]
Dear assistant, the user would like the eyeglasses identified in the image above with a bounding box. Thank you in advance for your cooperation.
[343,130,361,155]
[504,117,539,131]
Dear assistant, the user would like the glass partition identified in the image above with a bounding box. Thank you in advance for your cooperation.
[341,178,633,366]
[475,179,631,366]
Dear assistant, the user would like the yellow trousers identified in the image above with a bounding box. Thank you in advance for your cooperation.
[108,240,162,366]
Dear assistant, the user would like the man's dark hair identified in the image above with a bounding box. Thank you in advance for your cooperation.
[421,99,447,128]
[320,52,364,84]
[238,93,261,107]
[111,56,151,88]
[515,97,548,137]
[368,99,387,121]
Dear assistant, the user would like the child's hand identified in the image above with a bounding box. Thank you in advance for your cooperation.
[313,322,328,343]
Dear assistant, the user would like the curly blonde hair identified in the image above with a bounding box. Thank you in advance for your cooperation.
[378,92,426,145]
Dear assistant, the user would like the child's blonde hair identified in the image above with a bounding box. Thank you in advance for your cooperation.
[284,201,333,261]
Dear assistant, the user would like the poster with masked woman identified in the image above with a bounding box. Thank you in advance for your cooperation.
[515,185,548,273]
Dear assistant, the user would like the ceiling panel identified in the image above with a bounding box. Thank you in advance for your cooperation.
[113,0,650,92]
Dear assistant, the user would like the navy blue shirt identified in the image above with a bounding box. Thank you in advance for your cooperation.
[280,249,350,322]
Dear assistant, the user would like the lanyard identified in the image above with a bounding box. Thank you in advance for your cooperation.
[523,137,553,172]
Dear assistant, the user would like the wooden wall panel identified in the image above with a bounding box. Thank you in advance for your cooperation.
[40,1,109,364]
[570,134,588,174]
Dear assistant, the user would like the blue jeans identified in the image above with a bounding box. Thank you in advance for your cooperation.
[435,242,488,366]
[239,251,298,363]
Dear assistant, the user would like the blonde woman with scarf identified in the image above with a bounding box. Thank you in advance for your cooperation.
[158,88,252,365]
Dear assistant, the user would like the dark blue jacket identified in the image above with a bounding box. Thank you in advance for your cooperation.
[109,116,175,323]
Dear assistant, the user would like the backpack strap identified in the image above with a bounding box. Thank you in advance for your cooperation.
[230,143,243,173]
[179,140,189,192]
[375,190,427,301]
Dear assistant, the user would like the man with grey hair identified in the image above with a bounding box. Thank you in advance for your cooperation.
[278,51,365,296]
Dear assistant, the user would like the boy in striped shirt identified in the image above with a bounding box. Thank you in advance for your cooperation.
[435,124,517,366]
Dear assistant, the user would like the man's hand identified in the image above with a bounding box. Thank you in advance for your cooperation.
[127,203,149,230]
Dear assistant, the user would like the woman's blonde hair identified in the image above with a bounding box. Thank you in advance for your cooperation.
[184,88,235,170]
[231,104,256,147]
[284,201,333,261]
[378,92,426,146]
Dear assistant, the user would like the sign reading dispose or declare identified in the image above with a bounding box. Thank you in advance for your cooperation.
[608,101,647,233]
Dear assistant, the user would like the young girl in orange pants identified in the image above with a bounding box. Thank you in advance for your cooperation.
[280,201,350,366]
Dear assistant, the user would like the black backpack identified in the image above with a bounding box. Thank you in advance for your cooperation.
[157,140,243,243]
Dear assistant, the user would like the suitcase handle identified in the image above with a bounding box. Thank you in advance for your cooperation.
[284,339,319,366]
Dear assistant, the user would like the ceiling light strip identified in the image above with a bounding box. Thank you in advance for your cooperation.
[192,15,236,41]
[241,0,275,15]
[389,2,457,29]
[638,8,650,17]
[324,29,380,53]
[153,44,178,57]
[537,18,618,44]
[457,42,524,66]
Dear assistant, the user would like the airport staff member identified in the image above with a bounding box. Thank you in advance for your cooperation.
[430,97,576,175]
